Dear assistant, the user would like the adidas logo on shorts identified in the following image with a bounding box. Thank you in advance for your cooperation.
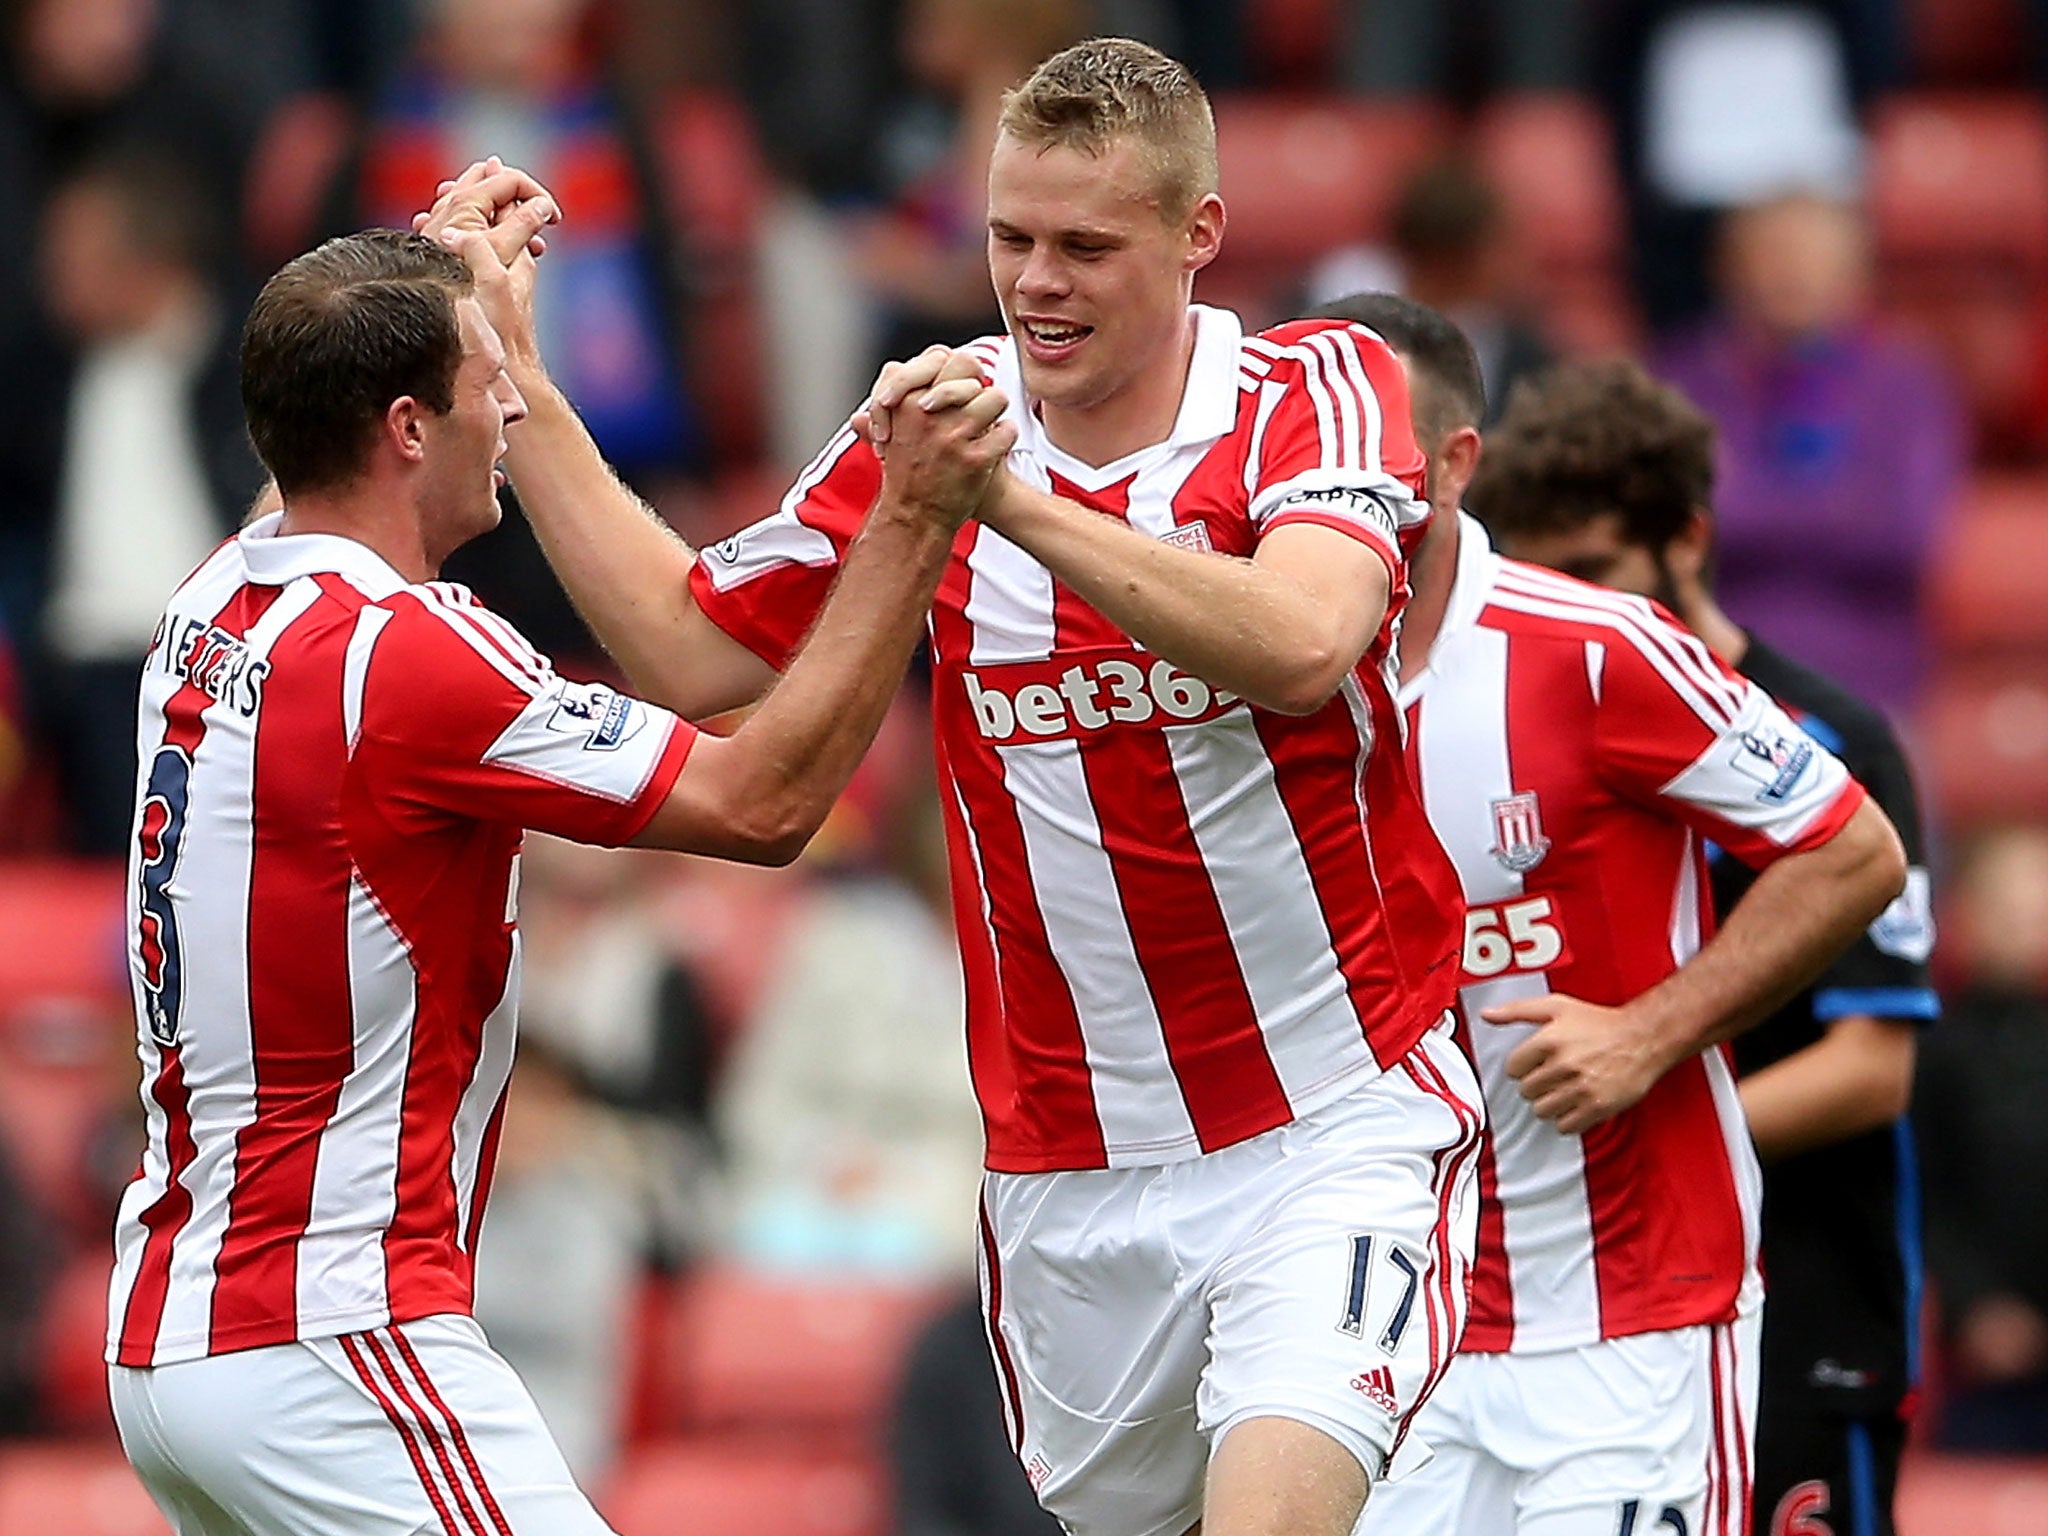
[1349,1365,1399,1415]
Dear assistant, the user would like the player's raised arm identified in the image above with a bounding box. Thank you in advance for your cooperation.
[428,173,775,721]
[633,353,1011,864]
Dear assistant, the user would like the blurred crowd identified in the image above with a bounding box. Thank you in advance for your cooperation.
[3,0,2048,1527]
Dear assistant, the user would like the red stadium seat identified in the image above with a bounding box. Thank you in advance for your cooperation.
[649,1265,947,1442]
[1906,0,2032,88]
[1869,95,2048,272]
[1203,95,1454,325]
[1918,659,2048,826]
[0,860,126,1017]
[603,1442,884,1536]
[1926,474,2048,652]
[40,1254,120,1436]
[1471,94,1625,274]
[0,1444,165,1536]
[1894,1450,2048,1536]
[1243,0,1341,86]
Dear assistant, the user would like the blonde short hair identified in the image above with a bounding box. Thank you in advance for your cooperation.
[997,37,1218,220]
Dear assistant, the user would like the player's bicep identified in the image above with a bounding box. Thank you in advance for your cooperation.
[1252,521,1392,668]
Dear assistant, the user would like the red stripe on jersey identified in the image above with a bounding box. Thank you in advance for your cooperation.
[1075,722,1293,1150]
[341,1332,469,1535]
[117,582,283,1366]
[1254,686,1458,1070]
[938,709,1107,1170]
[1046,470,1139,652]
[210,585,360,1350]
[1453,1008,1516,1351]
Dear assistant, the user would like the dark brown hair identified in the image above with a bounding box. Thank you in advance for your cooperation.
[1469,358,1715,551]
[240,230,474,496]
[998,37,1216,218]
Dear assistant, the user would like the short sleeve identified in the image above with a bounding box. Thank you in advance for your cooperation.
[1593,609,1864,868]
[355,590,695,847]
[689,422,883,671]
[1245,320,1432,576]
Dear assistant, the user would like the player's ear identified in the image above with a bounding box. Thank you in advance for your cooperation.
[385,397,429,464]
[1183,192,1225,273]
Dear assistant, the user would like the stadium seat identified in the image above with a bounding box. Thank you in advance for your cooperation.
[603,1442,884,1536]
[1906,0,2031,88]
[1242,0,1341,86]
[1203,95,1454,324]
[1894,1450,2048,1536]
[1869,95,2048,272]
[1926,474,2048,652]
[0,1444,165,1536]
[649,1265,948,1442]
[1471,94,1625,275]
[1918,659,2048,826]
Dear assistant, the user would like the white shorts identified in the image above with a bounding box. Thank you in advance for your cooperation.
[978,1021,1483,1536]
[109,1314,614,1536]
[1358,1310,1761,1536]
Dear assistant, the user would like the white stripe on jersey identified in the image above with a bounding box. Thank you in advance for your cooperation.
[1241,380,1287,499]
[1323,327,1387,474]
[1412,621,1603,1346]
[450,952,518,1250]
[965,527,1058,665]
[1300,332,1364,475]
[295,875,412,1326]
[342,606,392,754]
[1703,1047,1767,1320]
[147,576,325,1360]
[999,740,1199,1162]
[412,589,550,699]
[1669,832,1703,967]
[1159,711,1373,1104]
[1483,584,1742,732]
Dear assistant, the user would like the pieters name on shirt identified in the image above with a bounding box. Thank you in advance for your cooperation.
[961,652,1241,744]
[146,615,269,718]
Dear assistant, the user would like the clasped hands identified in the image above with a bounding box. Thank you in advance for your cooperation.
[413,157,1012,531]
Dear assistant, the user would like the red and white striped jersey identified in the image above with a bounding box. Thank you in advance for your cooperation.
[691,306,1464,1173]
[108,516,694,1368]
[1401,516,1865,1352]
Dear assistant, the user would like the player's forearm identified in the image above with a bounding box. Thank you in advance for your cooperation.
[983,479,1386,713]
[503,371,732,715]
[679,493,954,864]
[1626,798,1907,1070]
[1738,1015,1917,1160]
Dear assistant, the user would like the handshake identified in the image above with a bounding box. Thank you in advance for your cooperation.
[414,157,1016,532]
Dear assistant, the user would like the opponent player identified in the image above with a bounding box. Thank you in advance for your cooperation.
[105,224,1012,1535]
[1314,294,1906,1536]
[1474,357,1936,1536]
[420,39,1481,1536]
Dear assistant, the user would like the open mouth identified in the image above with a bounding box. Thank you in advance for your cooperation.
[1020,317,1092,358]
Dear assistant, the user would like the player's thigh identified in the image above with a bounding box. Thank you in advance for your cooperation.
[1515,1314,1759,1536]
[1197,1024,1484,1491]
[1752,1400,1903,1536]
[113,1315,615,1536]
[980,1170,1211,1536]
[1352,1360,1511,1536]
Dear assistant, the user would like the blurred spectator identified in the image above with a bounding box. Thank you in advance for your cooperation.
[1308,158,1553,426]
[516,833,725,1267]
[1341,0,1588,98]
[472,1035,648,1483]
[1917,823,2048,1453]
[35,146,262,853]
[859,0,1083,373]
[1598,0,1898,329]
[1653,191,1962,720]
[892,1288,1063,1536]
[339,0,700,665]
[718,786,983,1280]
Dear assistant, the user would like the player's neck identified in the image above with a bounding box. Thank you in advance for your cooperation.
[1675,586,1748,669]
[1037,314,1198,467]
[277,485,435,584]
[1398,505,1461,686]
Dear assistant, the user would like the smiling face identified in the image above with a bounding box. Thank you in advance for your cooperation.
[417,297,527,570]
[986,130,1222,447]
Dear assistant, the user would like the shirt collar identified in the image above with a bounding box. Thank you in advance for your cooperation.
[996,304,1244,479]
[1397,510,1501,706]
[237,511,411,598]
